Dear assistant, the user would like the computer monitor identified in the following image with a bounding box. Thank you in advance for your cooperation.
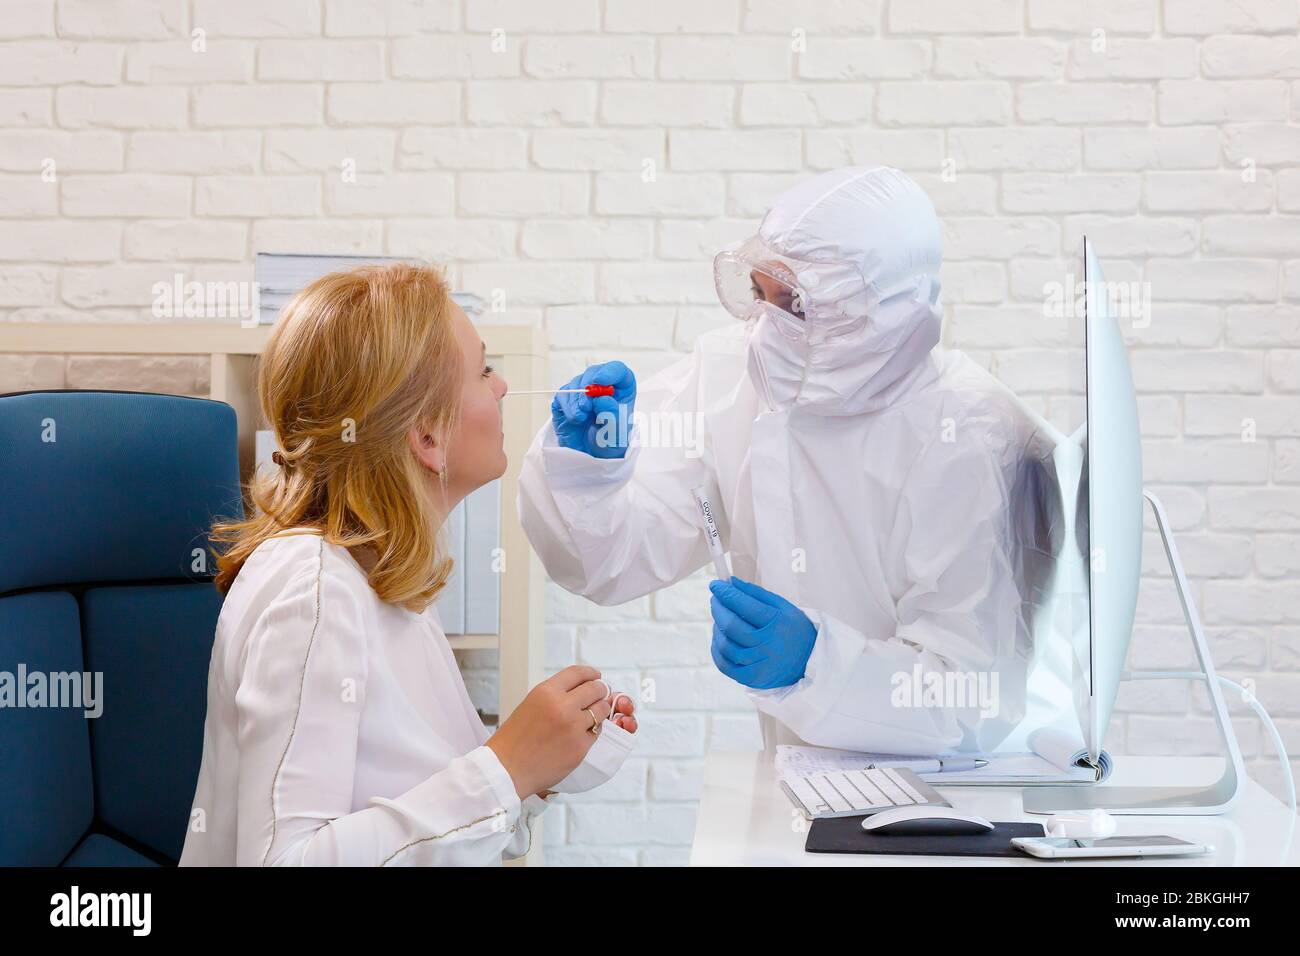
[1081,235,1144,763]
[941,238,1140,768]
[1023,239,1246,814]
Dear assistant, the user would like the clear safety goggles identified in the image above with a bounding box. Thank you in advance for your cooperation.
[713,236,814,322]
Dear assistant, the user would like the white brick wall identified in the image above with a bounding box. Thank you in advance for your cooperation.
[1,1,1297,864]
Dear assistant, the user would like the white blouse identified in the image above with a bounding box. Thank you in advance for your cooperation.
[180,530,546,866]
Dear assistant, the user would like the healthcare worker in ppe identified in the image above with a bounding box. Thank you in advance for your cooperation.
[519,166,1045,756]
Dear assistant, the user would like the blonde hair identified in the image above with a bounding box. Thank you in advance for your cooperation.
[212,262,463,612]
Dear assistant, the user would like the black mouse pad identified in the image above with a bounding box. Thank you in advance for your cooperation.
[806,818,1046,857]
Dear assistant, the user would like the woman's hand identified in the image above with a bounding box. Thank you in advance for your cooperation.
[529,694,636,799]
[610,693,637,733]
[486,665,612,801]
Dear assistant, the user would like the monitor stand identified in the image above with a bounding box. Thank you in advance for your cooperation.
[1024,490,1246,816]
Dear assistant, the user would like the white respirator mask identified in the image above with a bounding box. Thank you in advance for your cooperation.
[550,691,638,794]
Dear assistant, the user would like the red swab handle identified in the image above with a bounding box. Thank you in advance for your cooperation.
[585,384,615,397]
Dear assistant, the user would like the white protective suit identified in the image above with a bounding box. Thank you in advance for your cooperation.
[520,166,1054,756]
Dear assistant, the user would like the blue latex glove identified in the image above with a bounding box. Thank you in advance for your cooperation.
[709,577,817,690]
[551,361,637,459]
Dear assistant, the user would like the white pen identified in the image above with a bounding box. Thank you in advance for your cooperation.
[876,757,988,774]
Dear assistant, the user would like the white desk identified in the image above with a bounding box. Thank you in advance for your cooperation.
[690,751,1299,867]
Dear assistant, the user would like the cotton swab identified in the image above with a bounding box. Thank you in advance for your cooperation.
[507,384,616,397]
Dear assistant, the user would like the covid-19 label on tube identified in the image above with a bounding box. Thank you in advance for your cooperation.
[691,486,731,581]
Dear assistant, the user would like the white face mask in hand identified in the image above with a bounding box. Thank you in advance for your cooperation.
[551,693,638,794]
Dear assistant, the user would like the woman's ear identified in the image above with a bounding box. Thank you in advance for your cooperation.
[408,425,446,476]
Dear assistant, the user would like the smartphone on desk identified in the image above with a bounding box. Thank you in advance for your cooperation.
[1012,835,1212,860]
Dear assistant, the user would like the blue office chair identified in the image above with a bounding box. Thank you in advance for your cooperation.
[0,390,243,866]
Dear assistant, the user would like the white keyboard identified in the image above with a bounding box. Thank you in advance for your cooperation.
[780,766,949,820]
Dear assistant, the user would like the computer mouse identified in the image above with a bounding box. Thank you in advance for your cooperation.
[861,805,995,836]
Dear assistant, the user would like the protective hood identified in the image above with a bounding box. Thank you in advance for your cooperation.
[714,166,944,416]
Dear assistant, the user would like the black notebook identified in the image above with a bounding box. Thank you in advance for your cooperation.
[806,818,1046,858]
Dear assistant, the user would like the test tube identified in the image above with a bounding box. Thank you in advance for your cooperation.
[691,486,731,582]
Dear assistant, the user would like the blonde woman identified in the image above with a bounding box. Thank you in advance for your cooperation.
[180,263,635,867]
